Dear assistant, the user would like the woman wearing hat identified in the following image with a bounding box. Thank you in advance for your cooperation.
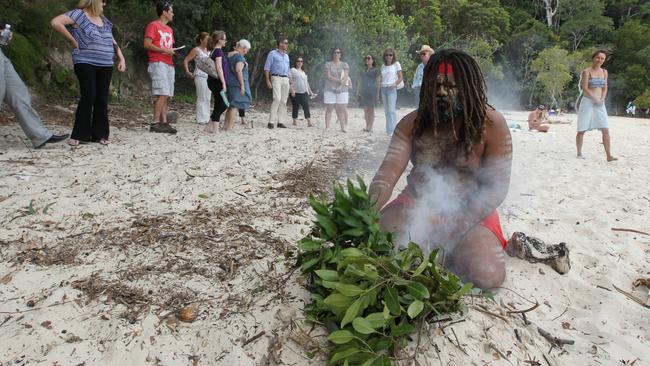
[411,45,434,107]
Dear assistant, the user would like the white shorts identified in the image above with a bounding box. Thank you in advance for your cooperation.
[324,91,349,105]
[148,62,175,96]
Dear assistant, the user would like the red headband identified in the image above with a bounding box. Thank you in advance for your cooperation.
[437,62,454,76]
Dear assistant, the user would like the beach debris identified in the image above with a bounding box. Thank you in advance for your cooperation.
[242,330,266,346]
[537,327,575,346]
[613,284,650,308]
[506,232,571,274]
[40,320,52,329]
[611,227,650,237]
[178,304,199,323]
[633,278,650,306]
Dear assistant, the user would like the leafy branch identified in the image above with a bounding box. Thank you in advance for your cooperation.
[298,178,478,365]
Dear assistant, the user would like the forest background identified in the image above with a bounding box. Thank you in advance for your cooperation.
[1,0,649,114]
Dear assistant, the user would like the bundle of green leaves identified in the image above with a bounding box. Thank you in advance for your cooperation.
[298,178,476,365]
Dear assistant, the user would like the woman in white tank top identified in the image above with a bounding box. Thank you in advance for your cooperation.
[183,32,212,124]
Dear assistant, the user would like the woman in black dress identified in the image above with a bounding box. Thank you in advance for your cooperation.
[357,54,380,132]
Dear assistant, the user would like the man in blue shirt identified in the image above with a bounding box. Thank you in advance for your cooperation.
[411,45,434,107]
[0,16,68,148]
[264,36,291,129]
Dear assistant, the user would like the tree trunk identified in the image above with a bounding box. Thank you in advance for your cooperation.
[541,0,559,29]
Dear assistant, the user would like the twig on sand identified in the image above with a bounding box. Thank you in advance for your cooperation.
[0,299,77,314]
[537,327,575,346]
[551,307,568,321]
[242,330,266,346]
[507,301,540,315]
[610,227,650,236]
[596,285,612,292]
[471,305,509,322]
[612,285,650,309]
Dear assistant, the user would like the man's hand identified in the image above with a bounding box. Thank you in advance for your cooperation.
[163,48,175,56]
[266,80,272,90]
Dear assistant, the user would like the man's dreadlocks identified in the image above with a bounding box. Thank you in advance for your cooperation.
[414,49,492,157]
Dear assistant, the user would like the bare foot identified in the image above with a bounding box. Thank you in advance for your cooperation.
[577,154,585,159]
[607,156,618,162]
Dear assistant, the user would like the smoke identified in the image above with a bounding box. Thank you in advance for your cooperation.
[402,165,472,254]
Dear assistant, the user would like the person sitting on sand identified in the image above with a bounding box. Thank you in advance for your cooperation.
[369,49,512,289]
[528,105,550,132]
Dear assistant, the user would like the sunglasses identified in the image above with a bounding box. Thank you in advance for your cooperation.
[365,56,372,60]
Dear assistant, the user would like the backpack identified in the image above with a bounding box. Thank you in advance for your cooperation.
[195,52,218,79]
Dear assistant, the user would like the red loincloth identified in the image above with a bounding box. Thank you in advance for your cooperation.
[381,188,507,249]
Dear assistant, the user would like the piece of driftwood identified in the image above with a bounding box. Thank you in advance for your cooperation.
[537,327,575,346]
[506,232,570,274]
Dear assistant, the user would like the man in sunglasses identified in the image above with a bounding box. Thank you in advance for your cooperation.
[0,16,69,148]
[411,45,435,107]
[264,36,291,129]
[144,1,177,134]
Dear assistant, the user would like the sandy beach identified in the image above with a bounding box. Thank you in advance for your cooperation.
[0,104,648,365]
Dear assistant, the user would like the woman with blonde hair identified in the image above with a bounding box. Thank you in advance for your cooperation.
[183,32,211,124]
[51,0,126,146]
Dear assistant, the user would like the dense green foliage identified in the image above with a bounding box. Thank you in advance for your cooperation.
[1,0,649,112]
[299,179,475,365]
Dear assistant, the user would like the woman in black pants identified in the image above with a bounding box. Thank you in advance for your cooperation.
[206,30,228,133]
[51,0,126,146]
[290,57,315,127]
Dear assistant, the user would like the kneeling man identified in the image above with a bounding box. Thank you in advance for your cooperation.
[369,49,512,289]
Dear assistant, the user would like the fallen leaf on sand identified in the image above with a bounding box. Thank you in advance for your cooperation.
[41,320,53,329]
[238,224,257,234]
[0,272,12,285]
[179,304,199,323]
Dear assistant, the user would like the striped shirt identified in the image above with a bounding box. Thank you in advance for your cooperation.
[65,9,115,67]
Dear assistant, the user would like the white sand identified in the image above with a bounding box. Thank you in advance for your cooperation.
[0,105,648,365]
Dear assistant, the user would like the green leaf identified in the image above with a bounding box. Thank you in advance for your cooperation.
[308,196,330,216]
[330,347,359,364]
[365,312,388,328]
[316,214,337,238]
[375,355,392,366]
[383,304,390,319]
[449,282,473,301]
[391,322,415,337]
[343,228,366,237]
[407,282,430,301]
[352,317,375,334]
[341,299,362,327]
[324,293,352,315]
[337,283,364,297]
[315,269,339,281]
[328,330,355,345]
[342,216,363,228]
[360,358,377,366]
[407,300,424,319]
[301,257,320,271]
[341,248,364,257]
[299,239,322,252]
[384,287,400,315]
[321,280,339,289]
[412,260,429,277]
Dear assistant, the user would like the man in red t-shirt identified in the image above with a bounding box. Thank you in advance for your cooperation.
[144,1,176,134]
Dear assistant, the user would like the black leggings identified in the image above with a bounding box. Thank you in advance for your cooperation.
[73,63,113,141]
[207,77,228,122]
[290,92,311,119]
[239,109,245,117]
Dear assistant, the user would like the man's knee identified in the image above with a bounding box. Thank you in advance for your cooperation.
[467,258,505,289]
